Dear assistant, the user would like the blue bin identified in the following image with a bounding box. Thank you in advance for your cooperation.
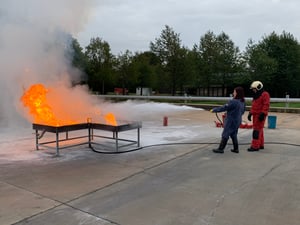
[268,115,277,129]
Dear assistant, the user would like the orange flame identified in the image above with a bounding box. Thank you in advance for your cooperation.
[21,84,60,125]
[104,112,117,126]
[21,83,118,126]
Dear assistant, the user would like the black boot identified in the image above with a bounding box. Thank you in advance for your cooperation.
[248,147,259,152]
[231,136,239,153]
[213,138,228,153]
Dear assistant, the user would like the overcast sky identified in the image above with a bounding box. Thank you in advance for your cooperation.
[76,0,299,54]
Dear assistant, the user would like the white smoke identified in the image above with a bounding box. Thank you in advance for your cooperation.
[0,0,96,127]
[0,0,200,130]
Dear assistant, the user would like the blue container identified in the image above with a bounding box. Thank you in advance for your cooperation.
[268,115,277,129]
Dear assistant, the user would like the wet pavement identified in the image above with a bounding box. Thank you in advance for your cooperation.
[1,109,300,225]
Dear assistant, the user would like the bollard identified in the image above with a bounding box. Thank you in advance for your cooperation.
[163,116,168,126]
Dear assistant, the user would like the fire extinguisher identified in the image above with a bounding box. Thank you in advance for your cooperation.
[163,116,168,126]
[222,113,226,124]
[215,113,226,127]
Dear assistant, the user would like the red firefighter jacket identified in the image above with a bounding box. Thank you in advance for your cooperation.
[250,91,270,115]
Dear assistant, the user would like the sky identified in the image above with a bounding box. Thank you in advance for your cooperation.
[76,0,300,54]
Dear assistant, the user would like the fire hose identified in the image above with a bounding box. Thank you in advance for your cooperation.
[215,112,223,127]
[90,141,300,154]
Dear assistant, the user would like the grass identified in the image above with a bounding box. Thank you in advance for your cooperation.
[270,102,300,108]
[168,100,300,108]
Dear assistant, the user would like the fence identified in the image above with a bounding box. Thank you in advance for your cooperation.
[96,94,300,113]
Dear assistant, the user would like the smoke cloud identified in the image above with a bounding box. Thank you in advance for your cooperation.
[0,0,97,127]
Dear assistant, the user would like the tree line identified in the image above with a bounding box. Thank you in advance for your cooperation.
[70,25,300,98]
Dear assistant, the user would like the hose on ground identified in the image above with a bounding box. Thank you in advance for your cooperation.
[90,141,300,154]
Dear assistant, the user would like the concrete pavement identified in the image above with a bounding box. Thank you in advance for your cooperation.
[1,109,300,225]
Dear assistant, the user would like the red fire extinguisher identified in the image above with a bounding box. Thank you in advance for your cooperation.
[222,114,226,124]
[163,116,168,126]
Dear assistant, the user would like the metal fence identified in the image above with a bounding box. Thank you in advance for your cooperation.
[97,94,300,103]
[96,94,300,113]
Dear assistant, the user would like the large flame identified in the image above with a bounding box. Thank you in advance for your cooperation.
[21,83,118,126]
[20,84,73,126]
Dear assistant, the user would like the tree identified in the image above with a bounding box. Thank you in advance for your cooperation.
[184,48,201,95]
[215,32,241,95]
[193,31,241,96]
[115,50,134,94]
[85,37,115,94]
[194,31,218,96]
[243,39,278,90]
[131,51,161,94]
[150,25,186,95]
[245,31,300,97]
[71,38,86,69]
[69,38,88,84]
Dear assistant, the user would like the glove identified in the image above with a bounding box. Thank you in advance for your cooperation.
[247,112,252,121]
[259,112,265,121]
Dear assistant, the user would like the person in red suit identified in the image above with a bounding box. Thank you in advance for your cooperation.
[247,81,270,151]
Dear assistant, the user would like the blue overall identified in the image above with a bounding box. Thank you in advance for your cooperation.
[213,99,245,141]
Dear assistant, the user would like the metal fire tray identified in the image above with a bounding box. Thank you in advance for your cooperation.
[32,121,142,156]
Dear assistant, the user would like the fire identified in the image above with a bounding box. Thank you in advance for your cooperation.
[21,83,118,126]
[21,83,71,126]
[105,112,117,126]
[21,83,54,124]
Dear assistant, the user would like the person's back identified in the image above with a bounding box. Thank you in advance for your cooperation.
[225,98,245,131]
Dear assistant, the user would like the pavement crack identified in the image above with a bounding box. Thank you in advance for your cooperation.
[210,194,226,217]
[62,203,121,225]
[2,181,118,225]
[206,160,284,224]
[261,162,282,178]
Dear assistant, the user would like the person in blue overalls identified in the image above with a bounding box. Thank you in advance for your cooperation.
[210,86,246,153]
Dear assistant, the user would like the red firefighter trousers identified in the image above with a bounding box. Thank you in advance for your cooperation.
[251,114,266,149]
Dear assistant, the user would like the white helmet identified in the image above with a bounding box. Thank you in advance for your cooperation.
[250,81,263,90]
